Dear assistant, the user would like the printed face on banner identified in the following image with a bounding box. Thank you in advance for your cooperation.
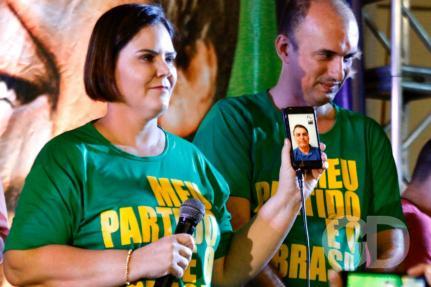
[0,0,238,211]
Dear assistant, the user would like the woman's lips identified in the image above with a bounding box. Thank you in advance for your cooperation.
[149,85,171,93]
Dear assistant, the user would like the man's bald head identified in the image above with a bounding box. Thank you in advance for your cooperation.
[278,0,357,49]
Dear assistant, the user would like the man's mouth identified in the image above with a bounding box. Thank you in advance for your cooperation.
[320,82,339,93]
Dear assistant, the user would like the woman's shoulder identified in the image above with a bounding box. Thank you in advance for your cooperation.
[37,123,95,162]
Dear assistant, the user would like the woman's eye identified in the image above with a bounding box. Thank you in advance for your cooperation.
[165,55,176,64]
[139,54,154,62]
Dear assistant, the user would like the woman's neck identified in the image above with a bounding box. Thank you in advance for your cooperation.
[94,105,165,157]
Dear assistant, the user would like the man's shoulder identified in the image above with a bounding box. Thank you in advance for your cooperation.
[336,106,365,120]
[212,91,280,125]
[336,106,382,129]
[196,94,263,140]
[215,91,270,112]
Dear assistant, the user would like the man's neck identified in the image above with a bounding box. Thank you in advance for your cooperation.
[316,104,336,133]
[300,145,311,154]
[269,82,336,134]
[269,81,306,109]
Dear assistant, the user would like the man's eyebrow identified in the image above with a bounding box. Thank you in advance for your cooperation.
[347,51,362,59]
[313,49,361,59]
[314,49,336,56]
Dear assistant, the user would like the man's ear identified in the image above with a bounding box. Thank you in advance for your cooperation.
[275,34,290,63]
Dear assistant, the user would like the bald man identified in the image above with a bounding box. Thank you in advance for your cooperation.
[194,0,406,286]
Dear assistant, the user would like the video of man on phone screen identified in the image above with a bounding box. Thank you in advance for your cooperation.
[288,114,321,162]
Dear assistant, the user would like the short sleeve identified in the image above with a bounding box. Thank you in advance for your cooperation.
[200,156,233,259]
[5,140,83,251]
[366,120,406,231]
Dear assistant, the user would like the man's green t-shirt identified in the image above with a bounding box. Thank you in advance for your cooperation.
[193,92,406,286]
[6,123,233,287]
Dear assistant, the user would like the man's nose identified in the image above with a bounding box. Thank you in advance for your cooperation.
[328,57,344,82]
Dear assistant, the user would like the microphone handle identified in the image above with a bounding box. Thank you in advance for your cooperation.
[154,275,174,287]
[174,219,196,235]
[153,219,197,287]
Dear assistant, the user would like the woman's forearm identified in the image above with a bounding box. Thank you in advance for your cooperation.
[5,233,195,286]
[213,190,301,287]
[4,245,130,286]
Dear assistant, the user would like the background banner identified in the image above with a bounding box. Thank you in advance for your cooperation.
[0,0,355,213]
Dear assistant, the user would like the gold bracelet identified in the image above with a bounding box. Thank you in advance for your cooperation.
[125,249,133,286]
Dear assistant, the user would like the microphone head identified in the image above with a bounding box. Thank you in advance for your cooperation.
[179,198,205,225]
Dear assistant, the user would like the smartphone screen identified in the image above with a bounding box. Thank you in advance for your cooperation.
[282,106,322,170]
[347,273,402,287]
[344,272,427,287]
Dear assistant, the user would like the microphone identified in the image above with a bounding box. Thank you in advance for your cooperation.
[154,198,205,287]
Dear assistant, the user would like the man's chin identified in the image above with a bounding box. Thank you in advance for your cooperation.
[315,93,336,107]
[305,90,333,107]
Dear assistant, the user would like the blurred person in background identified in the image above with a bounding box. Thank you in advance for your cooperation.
[399,139,431,271]
[194,0,406,285]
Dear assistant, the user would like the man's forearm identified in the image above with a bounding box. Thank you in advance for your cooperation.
[367,229,406,271]
[246,264,285,287]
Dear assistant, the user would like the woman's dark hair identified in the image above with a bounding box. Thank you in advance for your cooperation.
[84,4,174,102]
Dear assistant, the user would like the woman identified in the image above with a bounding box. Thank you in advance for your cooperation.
[4,4,325,286]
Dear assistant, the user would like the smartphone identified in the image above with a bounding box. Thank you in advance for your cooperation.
[281,106,322,170]
[342,271,428,287]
